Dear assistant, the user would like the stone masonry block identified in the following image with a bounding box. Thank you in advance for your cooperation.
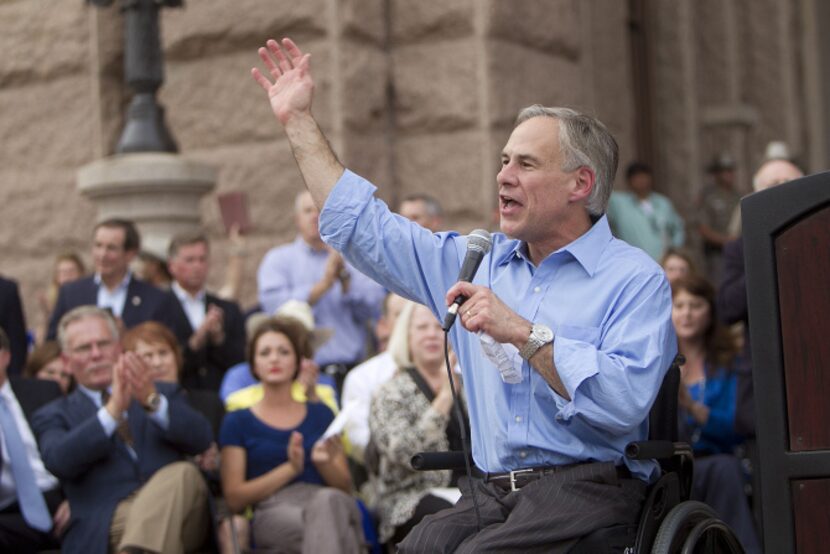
[391,0,474,44]
[395,130,489,227]
[341,0,386,44]
[486,0,580,58]
[0,0,89,86]
[159,43,334,151]
[0,76,95,170]
[393,40,479,133]
[341,132,393,196]
[486,40,583,129]
[342,42,389,134]
[162,0,328,61]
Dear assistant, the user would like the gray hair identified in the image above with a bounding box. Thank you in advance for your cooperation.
[515,105,619,216]
[57,305,120,352]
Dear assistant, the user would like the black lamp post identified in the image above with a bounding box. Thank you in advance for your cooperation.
[88,0,183,153]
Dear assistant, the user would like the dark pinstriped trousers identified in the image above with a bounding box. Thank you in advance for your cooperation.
[398,461,646,554]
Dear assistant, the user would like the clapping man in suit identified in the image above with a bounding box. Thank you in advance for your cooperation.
[33,306,213,554]
[165,232,245,392]
[46,219,173,340]
[0,327,69,552]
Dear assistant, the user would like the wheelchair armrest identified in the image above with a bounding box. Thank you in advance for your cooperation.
[625,440,692,461]
[411,451,470,471]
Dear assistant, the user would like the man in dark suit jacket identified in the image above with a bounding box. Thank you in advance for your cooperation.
[717,158,804,438]
[33,306,212,554]
[46,219,173,340]
[165,232,245,391]
[0,328,66,552]
[0,276,28,375]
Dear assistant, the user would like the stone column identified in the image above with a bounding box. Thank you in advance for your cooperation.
[77,153,216,257]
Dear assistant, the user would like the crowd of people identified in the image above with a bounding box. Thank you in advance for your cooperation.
[0,36,810,554]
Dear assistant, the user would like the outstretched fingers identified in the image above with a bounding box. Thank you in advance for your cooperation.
[250,67,272,92]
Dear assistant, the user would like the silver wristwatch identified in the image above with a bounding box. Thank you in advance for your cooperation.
[519,323,554,360]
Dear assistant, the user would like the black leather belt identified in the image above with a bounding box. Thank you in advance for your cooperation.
[474,464,631,492]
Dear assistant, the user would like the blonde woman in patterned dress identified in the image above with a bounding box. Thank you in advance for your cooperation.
[368,301,469,546]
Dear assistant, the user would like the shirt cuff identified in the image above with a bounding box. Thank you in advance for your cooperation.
[97,406,119,437]
[551,327,603,420]
[147,394,170,430]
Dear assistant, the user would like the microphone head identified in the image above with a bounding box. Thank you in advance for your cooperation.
[467,229,492,254]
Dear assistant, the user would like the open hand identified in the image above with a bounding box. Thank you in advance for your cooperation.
[251,38,314,126]
[287,431,305,475]
[311,435,343,465]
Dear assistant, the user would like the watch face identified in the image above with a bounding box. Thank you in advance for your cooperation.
[535,325,554,342]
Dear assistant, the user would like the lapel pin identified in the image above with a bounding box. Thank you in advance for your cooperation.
[132,296,141,306]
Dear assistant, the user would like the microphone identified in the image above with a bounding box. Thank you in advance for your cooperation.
[443,229,492,330]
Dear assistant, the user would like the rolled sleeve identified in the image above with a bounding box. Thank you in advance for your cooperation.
[552,273,676,433]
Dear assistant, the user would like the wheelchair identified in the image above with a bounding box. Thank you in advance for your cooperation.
[411,355,746,553]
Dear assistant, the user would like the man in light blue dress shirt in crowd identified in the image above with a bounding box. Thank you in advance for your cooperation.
[257,190,385,391]
[251,38,676,553]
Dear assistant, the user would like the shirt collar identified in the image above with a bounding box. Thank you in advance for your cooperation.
[94,270,132,291]
[495,215,612,277]
[171,281,205,303]
[77,384,104,406]
[0,379,12,402]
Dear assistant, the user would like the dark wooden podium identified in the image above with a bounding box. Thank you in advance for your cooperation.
[743,172,830,554]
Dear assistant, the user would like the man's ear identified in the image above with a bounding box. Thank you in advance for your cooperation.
[570,166,596,204]
[125,249,138,264]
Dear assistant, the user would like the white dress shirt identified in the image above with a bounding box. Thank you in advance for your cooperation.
[95,271,132,318]
[341,351,398,462]
[0,381,58,510]
[172,281,206,332]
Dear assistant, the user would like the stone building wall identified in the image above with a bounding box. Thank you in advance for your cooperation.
[0,0,825,339]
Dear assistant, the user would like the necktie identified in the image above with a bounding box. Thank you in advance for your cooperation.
[100,390,134,447]
[0,395,52,532]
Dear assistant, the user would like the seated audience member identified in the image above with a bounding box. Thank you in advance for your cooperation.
[165,232,246,392]
[121,321,243,554]
[0,275,27,375]
[23,341,73,395]
[223,301,338,415]
[672,275,760,554]
[369,301,468,547]
[0,328,68,552]
[36,252,86,345]
[660,246,698,284]
[718,158,804,439]
[607,161,685,261]
[342,293,408,466]
[219,317,365,552]
[46,219,174,340]
[33,306,213,554]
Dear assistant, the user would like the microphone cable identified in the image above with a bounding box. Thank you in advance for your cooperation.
[443,329,484,532]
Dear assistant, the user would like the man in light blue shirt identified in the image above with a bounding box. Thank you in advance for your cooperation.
[257,190,385,380]
[251,38,676,553]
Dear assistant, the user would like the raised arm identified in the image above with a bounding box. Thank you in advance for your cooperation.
[251,38,344,208]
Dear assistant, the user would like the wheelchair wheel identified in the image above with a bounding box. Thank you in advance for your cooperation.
[680,517,744,554]
[651,500,741,554]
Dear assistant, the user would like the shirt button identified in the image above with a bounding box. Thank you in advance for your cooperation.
[534,286,541,293]
[515,415,522,423]
[519,451,527,459]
